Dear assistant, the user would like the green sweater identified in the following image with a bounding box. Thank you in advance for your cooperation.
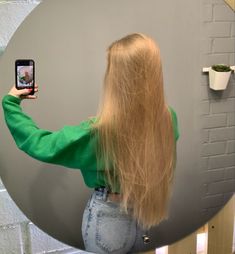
[2,94,179,189]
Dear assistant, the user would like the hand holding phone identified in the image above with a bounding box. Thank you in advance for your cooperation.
[9,84,38,99]
[15,59,35,95]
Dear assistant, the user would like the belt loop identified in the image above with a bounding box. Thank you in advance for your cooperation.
[103,187,108,201]
[94,187,109,201]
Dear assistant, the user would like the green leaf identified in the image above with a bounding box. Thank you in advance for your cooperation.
[212,64,231,72]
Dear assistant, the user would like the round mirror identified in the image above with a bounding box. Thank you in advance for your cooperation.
[0,0,234,251]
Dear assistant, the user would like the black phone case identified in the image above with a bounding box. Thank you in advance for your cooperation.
[15,59,35,95]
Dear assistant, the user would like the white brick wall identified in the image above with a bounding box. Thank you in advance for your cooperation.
[228,112,235,125]
[210,127,235,141]
[0,188,82,253]
[0,1,39,47]
[200,0,235,214]
[0,190,28,226]
[202,114,227,128]
[29,223,75,254]
[0,225,24,254]
[205,53,230,65]
[214,4,235,20]
[202,142,227,156]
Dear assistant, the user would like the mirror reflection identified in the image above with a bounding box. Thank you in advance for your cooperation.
[0,0,234,253]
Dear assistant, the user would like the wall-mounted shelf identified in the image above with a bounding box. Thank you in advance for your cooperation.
[203,66,235,73]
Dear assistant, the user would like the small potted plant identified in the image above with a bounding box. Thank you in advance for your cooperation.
[209,64,232,90]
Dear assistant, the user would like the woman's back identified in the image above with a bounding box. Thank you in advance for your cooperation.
[94,33,178,229]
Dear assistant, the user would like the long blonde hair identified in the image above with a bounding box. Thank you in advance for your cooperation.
[94,33,176,229]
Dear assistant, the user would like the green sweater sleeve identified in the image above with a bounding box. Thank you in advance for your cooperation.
[1,95,97,170]
[169,107,180,141]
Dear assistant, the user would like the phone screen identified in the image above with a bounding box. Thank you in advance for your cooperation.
[15,60,35,91]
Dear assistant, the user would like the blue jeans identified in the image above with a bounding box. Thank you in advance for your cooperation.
[82,189,150,254]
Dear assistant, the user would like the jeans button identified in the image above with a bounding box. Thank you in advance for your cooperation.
[142,235,150,244]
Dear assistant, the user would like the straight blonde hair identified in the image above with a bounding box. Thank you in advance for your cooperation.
[94,33,176,229]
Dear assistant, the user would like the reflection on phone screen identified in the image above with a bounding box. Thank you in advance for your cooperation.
[17,66,34,88]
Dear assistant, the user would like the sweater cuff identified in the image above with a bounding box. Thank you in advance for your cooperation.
[2,94,21,105]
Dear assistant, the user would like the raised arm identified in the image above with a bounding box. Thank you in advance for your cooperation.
[2,86,97,170]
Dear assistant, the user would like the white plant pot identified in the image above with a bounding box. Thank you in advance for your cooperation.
[209,68,231,90]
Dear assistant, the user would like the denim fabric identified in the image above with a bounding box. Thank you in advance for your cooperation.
[82,189,151,254]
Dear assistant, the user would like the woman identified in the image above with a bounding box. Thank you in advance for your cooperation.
[2,33,179,254]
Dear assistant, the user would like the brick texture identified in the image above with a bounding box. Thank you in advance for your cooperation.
[227,140,235,153]
[202,141,227,156]
[0,191,28,226]
[204,22,231,37]
[208,179,235,194]
[203,169,225,183]
[230,53,235,65]
[224,167,235,179]
[201,129,210,143]
[28,223,85,253]
[208,154,235,169]
[202,114,227,128]
[214,4,235,21]
[205,53,230,66]
[211,99,235,113]
[213,38,235,53]
[202,194,224,208]
[209,126,235,142]
[231,22,235,37]
[0,2,39,47]
[227,112,235,126]
[201,0,235,211]
[200,101,210,114]
[0,225,23,254]
[28,223,71,254]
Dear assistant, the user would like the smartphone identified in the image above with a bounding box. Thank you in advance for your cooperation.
[15,59,35,95]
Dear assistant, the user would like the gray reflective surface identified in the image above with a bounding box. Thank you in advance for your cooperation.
[0,0,234,251]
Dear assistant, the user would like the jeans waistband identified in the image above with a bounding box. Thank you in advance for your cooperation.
[93,187,109,201]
